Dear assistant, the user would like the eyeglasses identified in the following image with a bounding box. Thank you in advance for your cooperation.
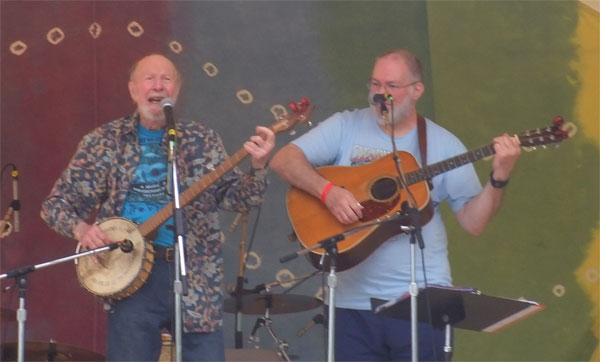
[366,80,419,92]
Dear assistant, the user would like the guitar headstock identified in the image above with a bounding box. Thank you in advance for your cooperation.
[270,98,315,135]
[517,116,577,151]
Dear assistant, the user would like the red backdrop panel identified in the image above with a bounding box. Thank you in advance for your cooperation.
[1,1,173,355]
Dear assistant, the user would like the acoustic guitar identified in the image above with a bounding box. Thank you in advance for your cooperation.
[75,99,314,300]
[286,116,576,271]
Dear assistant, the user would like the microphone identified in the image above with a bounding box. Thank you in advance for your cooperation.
[11,167,19,232]
[372,93,392,117]
[372,93,391,104]
[296,313,325,336]
[119,239,134,253]
[160,98,176,130]
[161,98,177,164]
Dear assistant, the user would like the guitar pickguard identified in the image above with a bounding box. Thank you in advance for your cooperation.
[360,196,401,222]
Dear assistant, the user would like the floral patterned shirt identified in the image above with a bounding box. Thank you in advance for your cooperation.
[40,113,268,332]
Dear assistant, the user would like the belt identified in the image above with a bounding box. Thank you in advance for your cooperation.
[154,246,175,262]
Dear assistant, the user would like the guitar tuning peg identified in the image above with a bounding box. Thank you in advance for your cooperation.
[289,130,296,136]
[553,116,564,126]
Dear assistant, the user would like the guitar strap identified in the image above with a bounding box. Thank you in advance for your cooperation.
[417,114,433,189]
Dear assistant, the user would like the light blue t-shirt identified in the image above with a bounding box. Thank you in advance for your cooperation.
[121,124,174,247]
[292,108,482,310]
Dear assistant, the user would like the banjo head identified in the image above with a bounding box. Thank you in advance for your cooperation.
[75,217,154,300]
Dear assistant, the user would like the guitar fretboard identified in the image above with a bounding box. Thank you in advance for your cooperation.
[405,144,496,185]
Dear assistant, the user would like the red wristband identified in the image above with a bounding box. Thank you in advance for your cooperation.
[320,182,334,204]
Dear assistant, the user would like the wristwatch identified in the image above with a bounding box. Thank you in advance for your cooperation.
[489,171,509,189]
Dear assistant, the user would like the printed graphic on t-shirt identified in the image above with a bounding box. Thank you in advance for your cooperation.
[122,127,174,246]
[127,145,168,203]
[349,144,389,166]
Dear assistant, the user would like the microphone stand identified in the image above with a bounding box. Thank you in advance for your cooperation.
[234,212,248,349]
[281,235,337,362]
[167,123,188,362]
[385,100,424,362]
[230,207,271,349]
[0,243,129,362]
[323,240,337,362]
[280,212,410,362]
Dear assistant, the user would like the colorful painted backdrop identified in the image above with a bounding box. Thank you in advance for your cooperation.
[1,1,597,361]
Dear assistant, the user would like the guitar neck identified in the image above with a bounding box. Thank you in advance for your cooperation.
[138,147,250,237]
[406,143,496,185]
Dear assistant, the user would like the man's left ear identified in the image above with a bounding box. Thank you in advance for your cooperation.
[412,82,425,101]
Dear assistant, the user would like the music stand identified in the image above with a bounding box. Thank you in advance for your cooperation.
[371,285,545,360]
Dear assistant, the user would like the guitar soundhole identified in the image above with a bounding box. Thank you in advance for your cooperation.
[358,177,400,222]
[370,177,398,201]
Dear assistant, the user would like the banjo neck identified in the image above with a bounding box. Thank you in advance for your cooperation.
[137,148,248,237]
[137,99,315,237]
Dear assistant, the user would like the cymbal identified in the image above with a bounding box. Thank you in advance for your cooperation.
[0,341,104,361]
[1,307,15,322]
[224,293,322,315]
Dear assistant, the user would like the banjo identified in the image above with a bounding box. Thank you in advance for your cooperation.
[75,100,314,300]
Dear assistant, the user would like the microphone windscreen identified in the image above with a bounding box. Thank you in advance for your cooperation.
[160,98,174,108]
[373,93,387,104]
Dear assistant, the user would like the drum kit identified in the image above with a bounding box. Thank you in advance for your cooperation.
[222,280,324,362]
[217,212,325,362]
[157,284,324,362]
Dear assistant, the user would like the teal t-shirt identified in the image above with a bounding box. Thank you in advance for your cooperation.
[122,124,174,246]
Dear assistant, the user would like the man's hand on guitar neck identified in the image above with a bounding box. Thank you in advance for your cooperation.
[244,126,275,170]
[491,133,521,181]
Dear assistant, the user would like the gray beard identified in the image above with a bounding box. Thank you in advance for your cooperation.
[138,107,166,128]
[368,92,413,127]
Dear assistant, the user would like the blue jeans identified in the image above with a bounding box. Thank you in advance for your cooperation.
[334,307,450,362]
[106,259,225,361]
